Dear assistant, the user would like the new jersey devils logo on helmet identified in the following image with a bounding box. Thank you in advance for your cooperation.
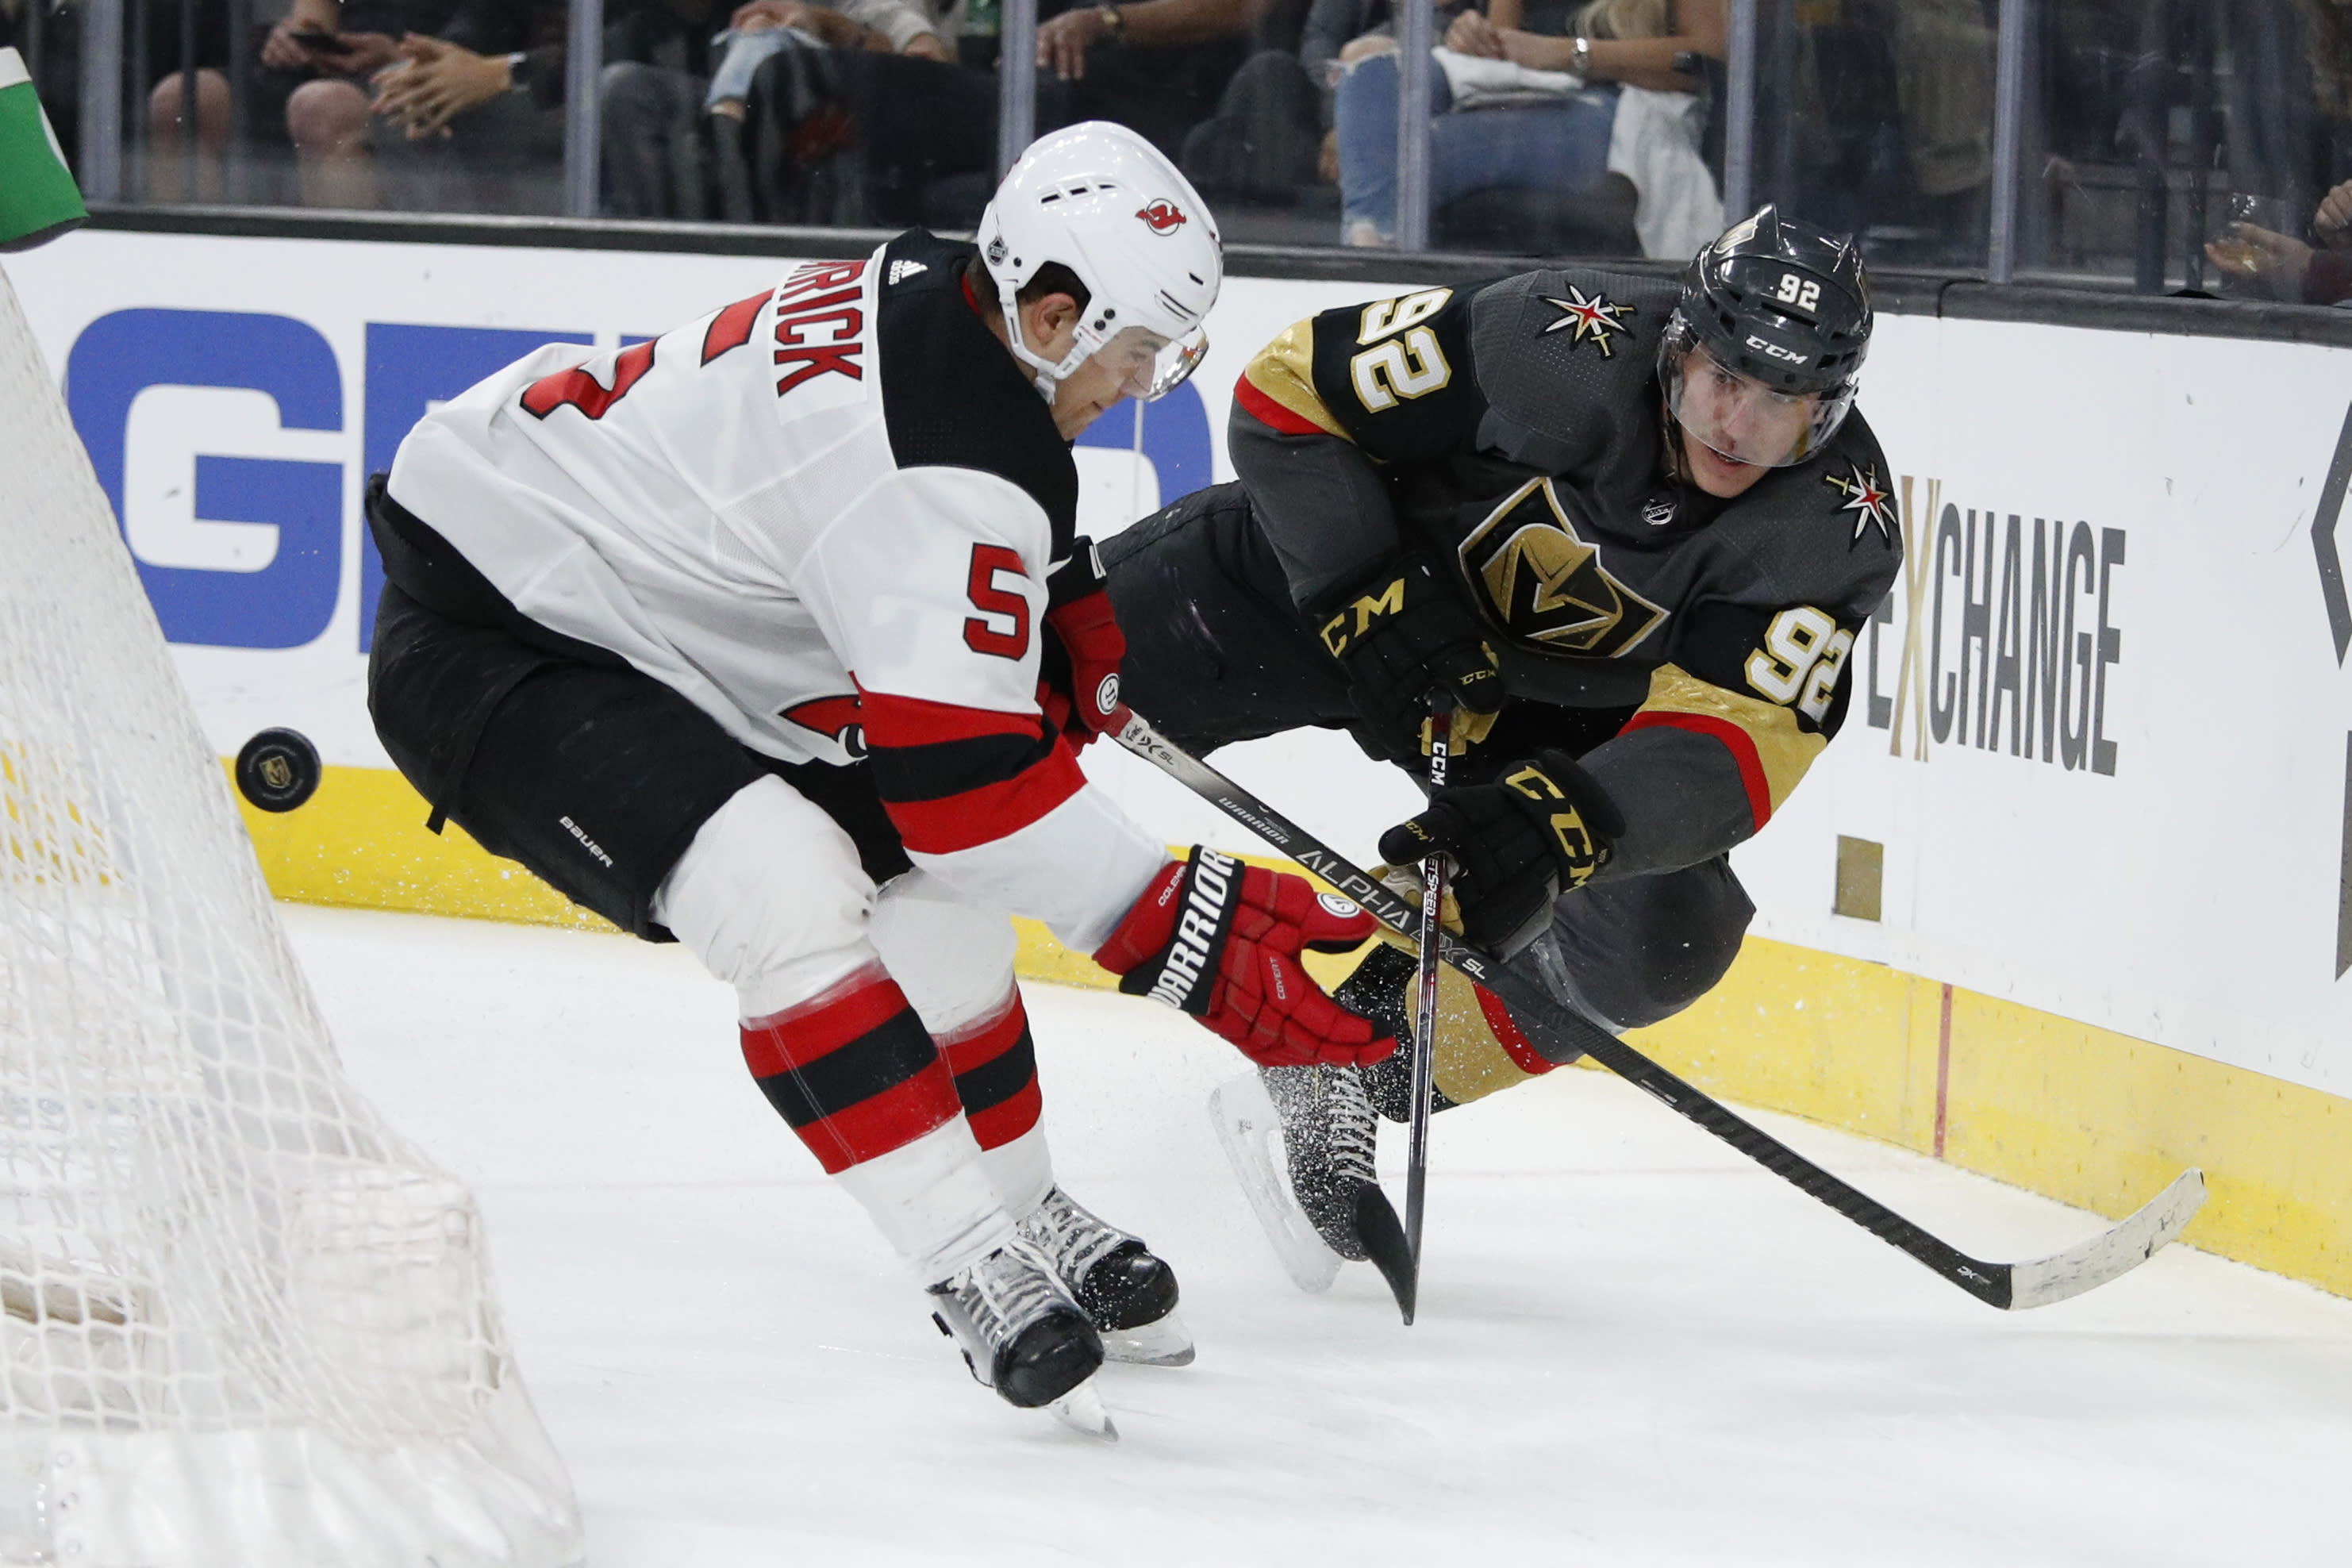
[1136,199,1188,235]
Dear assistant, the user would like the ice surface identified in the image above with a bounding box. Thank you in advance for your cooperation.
[290,905,2352,1567]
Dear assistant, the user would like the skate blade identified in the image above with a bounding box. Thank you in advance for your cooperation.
[1100,1309,1195,1367]
[1210,1074,1343,1293]
[1048,1376,1119,1442]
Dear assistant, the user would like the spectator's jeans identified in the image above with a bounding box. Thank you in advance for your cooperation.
[705,26,824,110]
[1334,49,1616,241]
[604,61,710,219]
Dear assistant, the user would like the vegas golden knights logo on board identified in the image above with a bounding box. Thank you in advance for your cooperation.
[1458,479,1666,657]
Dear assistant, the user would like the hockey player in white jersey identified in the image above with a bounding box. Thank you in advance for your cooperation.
[365,123,1393,1428]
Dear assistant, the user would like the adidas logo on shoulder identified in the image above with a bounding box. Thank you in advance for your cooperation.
[887,259,928,286]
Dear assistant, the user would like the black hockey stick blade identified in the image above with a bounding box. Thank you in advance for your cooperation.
[1110,708,2208,1312]
[1355,1182,1416,1323]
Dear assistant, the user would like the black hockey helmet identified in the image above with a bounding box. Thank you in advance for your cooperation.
[1660,206,1872,467]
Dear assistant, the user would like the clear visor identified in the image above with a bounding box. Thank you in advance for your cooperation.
[1662,325,1854,470]
[1082,323,1211,403]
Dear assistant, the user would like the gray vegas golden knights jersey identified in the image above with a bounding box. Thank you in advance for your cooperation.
[1227,266,1903,879]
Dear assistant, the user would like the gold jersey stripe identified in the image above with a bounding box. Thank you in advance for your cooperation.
[1631,662,1827,817]
[1360,927,1558,1105]
[1236,318,1351,440]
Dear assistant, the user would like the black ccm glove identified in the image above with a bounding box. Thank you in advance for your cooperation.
[1377,750,1625,958]
[1312,555,1504,763]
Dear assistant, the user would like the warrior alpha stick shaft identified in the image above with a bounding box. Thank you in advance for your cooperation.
[1400,704,1454,1326]
[1112,708,2207,1312]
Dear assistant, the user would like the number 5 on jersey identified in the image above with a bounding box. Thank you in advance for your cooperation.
[963,544,1032,659]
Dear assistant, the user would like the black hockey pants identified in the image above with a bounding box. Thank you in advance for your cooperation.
[364,478,910,941]
[1101,481,1752,1040]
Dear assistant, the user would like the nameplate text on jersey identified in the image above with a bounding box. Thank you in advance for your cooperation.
[773,260,868,397]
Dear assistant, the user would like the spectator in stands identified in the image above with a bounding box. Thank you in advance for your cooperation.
[732,0,1267,226]
[1327,0,1722,248]
[605,0,947,217]
[2207,177,2352,305]
[1032,0,1267,156]
[1175,3,1328,203]
[705,0,948,119]
[276,0,730,215]
[144,0,438,202]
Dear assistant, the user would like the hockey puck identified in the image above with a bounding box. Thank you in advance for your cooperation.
[234,728,322,813]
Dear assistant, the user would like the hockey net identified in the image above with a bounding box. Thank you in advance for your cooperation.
[0,272,581,1562]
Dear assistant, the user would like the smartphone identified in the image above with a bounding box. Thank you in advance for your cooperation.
[290,28,356,56]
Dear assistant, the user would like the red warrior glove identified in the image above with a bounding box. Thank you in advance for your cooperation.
[1037,539,1126,749]
[1093,847,1397,1067]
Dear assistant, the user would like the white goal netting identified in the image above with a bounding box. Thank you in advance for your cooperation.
[0,270,582,1564]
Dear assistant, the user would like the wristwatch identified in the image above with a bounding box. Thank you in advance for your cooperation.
[504,50,531,91]
[1098,4,1125,38]
[1571,34,1590,75]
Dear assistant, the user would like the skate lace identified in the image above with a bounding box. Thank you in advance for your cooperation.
[947,1241,1070,1348]
[1317,1069,1379,1186]
[1016,1187,1130,1286]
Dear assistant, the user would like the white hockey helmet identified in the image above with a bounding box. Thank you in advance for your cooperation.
[975,121,1222,404]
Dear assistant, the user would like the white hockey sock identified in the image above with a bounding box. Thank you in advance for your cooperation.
[832,1116,1017,1283]
[978,1121,1055,1221]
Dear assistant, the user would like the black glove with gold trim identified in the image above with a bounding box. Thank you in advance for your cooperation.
[1378,749,1624,957]
[1310,554,1503,763]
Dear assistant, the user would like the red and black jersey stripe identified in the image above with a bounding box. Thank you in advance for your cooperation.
[859,687,1085,855]
[740,965,958,1174]
[936,989,1041,1151]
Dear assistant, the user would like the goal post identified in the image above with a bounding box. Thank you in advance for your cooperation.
[0,271,582,1563]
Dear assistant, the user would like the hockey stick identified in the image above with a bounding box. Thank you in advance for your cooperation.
[1112,709,2208,1312]
[1400,705,1455,1327]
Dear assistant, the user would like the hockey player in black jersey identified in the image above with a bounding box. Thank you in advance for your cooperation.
[1101,208,1902,1282]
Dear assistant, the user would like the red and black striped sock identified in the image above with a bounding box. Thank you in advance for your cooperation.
[740,964,960,1174]
[937,987,1042,1153]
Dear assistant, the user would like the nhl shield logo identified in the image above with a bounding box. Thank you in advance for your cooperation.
[1136,199,1188,235]
[1458,479,1667,658]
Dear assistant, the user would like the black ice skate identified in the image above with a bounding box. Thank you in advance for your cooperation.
[1211,943,1420,1296]
[1212,1064,1408,1297]
[927,1239,1114,1439]
[1016,1186,1193,1366]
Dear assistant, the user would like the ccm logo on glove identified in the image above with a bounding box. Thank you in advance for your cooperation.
[1502,760,1607,882]
[1311,555,1504,763]
[1378,750,1624,957]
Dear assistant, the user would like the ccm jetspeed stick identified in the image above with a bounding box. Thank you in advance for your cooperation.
[1113,708,2205,1312]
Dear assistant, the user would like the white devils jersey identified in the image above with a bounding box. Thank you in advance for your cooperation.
[386,230,1166,949]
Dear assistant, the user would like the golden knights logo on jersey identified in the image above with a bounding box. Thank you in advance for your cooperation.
[1458,479,1667,657]
[1538,285,1635,357]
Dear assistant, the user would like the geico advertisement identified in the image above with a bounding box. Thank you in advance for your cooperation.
[0,227,1427,898]
[10,230,2352,1096]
